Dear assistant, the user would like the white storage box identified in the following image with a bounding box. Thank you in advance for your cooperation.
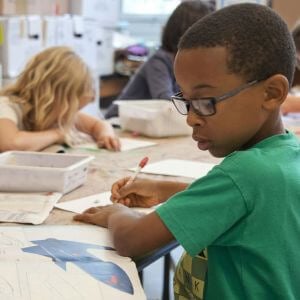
[117,100,192,138]
[0,151,94,194]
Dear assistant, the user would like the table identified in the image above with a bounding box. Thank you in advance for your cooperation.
[42,133,220,299]
[46,133,219,224]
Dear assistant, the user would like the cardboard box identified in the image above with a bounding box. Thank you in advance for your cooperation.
[0,151,94,194]
[70,0,119,26]
[0,16,27,78]
[55,0,69,15]
[0,0,16,15]
[16,0,56,15]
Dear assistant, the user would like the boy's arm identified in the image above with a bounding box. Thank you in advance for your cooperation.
[74,204,174,257]
[111,177,188,207]
[0,119,64,152]
[75,112,120,151]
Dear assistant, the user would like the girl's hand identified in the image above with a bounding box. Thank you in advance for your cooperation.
[96,133,121,151]
[93,121,121,151]
[75,113,121,151]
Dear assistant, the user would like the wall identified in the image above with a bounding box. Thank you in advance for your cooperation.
[272,0,300,29]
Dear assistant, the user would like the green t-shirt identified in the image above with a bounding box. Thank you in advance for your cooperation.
[157,132,300,300]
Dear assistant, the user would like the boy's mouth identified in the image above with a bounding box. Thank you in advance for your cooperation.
[197,140,211,151]
[192,135,211,151]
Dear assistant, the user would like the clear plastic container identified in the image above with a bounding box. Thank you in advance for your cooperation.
[0,151,94,194]
[117,100,192,137]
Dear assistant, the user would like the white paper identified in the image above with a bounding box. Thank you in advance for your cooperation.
[0,225,146,300]
[0,192,62,224]
[74,137,157,152]
[282,113,300,135]
[55,191,157,215]
[130,159,216,179]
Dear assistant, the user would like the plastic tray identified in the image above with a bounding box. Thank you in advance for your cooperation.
[0,151,94,194]
[117,100,192,137]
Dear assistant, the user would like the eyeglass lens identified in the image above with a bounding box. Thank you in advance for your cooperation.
[173,98,215,116]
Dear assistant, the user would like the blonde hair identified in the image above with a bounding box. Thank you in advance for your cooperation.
[0,46,93,131]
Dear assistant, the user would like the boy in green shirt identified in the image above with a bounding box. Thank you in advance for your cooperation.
[74,3,300,299]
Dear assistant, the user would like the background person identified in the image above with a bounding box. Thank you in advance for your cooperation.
[0,46,120,152]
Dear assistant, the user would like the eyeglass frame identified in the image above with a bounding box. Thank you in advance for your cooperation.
[171,79,260,117]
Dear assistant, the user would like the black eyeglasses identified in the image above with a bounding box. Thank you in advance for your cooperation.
[171,80,260,116]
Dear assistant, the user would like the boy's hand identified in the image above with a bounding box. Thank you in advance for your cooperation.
[111,177,161,208]
[73,204,126,227]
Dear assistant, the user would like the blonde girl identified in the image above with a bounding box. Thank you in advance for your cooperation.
[0,46,120,152]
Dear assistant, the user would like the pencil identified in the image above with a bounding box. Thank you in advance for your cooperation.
[127,156,149,185]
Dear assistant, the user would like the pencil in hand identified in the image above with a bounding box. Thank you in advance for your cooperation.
[126,156,149,185]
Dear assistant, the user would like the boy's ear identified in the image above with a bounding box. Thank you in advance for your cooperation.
[262,74,289,110]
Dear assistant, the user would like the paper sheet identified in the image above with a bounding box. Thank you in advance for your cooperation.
[0,192,62,224]
[0,225,146,300]
[55,191,157,215]
[282,113,300,135]
[74,137,157,152]
[130,159,216,179]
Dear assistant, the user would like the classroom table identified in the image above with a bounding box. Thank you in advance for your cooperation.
[41,132,220,299]
[0,132,218,299]
[46,132,220,225]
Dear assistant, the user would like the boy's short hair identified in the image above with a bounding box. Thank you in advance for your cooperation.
[178,3,296,86]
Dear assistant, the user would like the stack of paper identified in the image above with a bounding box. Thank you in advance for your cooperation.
[55,191,157,215]
[73,137,157,152]
[282,113,300,135]
[129,159,216,179]
[0,192,62,224]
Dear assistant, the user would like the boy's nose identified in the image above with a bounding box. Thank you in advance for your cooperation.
[186,109,206,128]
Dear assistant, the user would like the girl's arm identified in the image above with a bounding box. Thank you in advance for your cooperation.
[0,119,65,152]
[75,112,121,151]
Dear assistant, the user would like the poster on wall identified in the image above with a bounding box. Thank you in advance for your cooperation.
[0,225,146,300]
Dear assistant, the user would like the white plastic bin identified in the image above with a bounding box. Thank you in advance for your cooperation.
[0,151,94,194]
[117,100,192,138]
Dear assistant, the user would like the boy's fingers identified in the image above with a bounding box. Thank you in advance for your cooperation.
[82,207,99,214]
[73,213,95,224]
[114,198,131,206]
[111,177,131,199]
[119,183,138,198]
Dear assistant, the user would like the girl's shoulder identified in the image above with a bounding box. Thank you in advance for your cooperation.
[0,95,24,126]
[0,95,22,109]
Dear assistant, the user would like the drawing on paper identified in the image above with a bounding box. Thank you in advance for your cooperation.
[22,238,134,294]
[0,225,146,300]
